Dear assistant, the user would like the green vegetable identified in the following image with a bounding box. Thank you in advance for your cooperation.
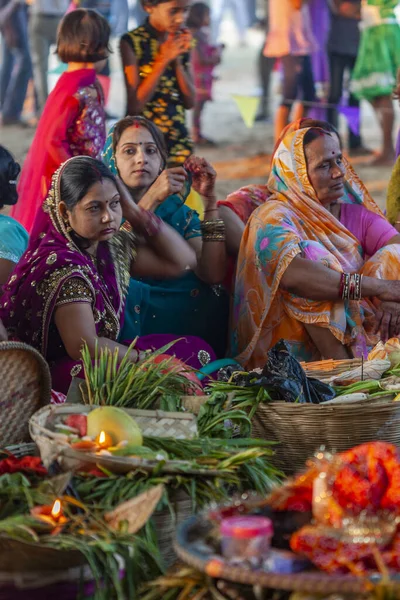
[81,340,193,409]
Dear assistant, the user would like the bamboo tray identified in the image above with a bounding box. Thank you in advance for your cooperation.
[301,358,362,382]
[29,404,225,477]
[174,510,399,596]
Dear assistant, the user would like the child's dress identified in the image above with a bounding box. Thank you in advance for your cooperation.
[11,68,106,233]
[192,27,220,104]
[351,0,400,101]
[121,19,193,166]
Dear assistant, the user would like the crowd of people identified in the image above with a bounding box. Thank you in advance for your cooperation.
[1,0,400,398]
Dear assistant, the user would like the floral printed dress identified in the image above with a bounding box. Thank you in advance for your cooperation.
[121,19,193,165]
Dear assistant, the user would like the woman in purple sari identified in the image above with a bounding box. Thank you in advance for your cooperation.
[0,156,216,393]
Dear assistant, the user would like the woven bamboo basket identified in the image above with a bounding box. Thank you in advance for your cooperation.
[252,397,400,475]
[29,403,202,474]
[301,357,362,382]
[154,490,193,567]
[0,443,87,579]
[0,342,51,446]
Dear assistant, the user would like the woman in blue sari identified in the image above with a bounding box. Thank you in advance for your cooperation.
[102,116,229,357]
[0,146,28,290]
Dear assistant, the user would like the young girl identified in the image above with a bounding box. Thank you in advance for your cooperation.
[11,8,110,233]
[120,0,195,166]
[187,2,223,145]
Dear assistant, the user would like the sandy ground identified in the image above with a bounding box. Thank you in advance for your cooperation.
[1,17,397,210]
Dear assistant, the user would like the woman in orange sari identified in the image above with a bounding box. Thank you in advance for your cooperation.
[232,124,400,369]
[218,119,332,258]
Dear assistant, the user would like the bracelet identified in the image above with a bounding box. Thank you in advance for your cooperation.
[203,233,226,242]
[201,219,225,232]
[340,273,362,301]
[201,219,226,242]
[340,273,350,300]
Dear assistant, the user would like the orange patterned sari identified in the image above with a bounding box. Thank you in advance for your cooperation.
[232,127,400,369]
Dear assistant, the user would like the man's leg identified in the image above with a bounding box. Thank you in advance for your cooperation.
[327,52,346,130]
[2,8,32,122]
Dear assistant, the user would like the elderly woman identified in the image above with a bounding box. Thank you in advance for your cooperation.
[233,123,400,369]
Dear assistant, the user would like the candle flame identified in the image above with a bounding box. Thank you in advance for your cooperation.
[51,498,62,519]
[99,431,106,444]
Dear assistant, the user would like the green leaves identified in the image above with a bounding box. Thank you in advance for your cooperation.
[81,340,193,409]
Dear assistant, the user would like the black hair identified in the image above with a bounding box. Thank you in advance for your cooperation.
[113,116,168,170]
[56,9,111,63]
[59,157,116,250]
[303,120,342,149]
[140,0,175,7]
[187,2,210,28]
[60,157,116,211]
[0,146,20,209]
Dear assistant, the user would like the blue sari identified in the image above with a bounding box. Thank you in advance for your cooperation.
[102,130,229,357]
[0,215,28,266]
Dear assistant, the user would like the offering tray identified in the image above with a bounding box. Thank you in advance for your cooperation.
[29,404,225,477]
[174,502,400,596]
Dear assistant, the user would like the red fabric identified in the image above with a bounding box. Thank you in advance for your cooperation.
[51,389,67,404]
[11,69,97,233]
[0,456,47,476]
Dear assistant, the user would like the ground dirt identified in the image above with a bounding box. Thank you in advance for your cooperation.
[1,19,396,210]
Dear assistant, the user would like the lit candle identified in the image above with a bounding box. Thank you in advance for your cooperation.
[51,498,62,522]
[95,430,113,450]
[31,498,67,528]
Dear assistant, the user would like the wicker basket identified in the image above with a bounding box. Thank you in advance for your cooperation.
[0,342,51,447]
[29,403,202,474]
[154,491,193,567]
[301,358,362,382]
[251,398,400,474]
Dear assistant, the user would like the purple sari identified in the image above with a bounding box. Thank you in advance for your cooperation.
[0,158,215,393]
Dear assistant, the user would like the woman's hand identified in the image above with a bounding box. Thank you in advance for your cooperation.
[376,280,400,303]
[185,156,217,208]
[374,302,400,341]
[115,176,140,220]
[159,30,192,65]
[144,167,188,208]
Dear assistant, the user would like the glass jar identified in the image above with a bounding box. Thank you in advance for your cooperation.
[220,516,273,562]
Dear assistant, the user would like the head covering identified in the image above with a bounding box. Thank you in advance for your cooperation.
[102,123,192,224]
[233,127,382,367]
[102,123,118,176]
[217,119,331,227]
[0,157,128,357]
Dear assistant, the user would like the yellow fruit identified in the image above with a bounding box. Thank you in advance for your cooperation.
[87,407,143,446]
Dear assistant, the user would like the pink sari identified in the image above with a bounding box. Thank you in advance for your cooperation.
[11,68,106,233]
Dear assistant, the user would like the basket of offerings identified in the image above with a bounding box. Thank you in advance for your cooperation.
[208,340,400,475]
[0,443,167,598]
[173,442,400,599]
[29,403,204,474]
[301,357,363,382]
[0,342,51,446]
